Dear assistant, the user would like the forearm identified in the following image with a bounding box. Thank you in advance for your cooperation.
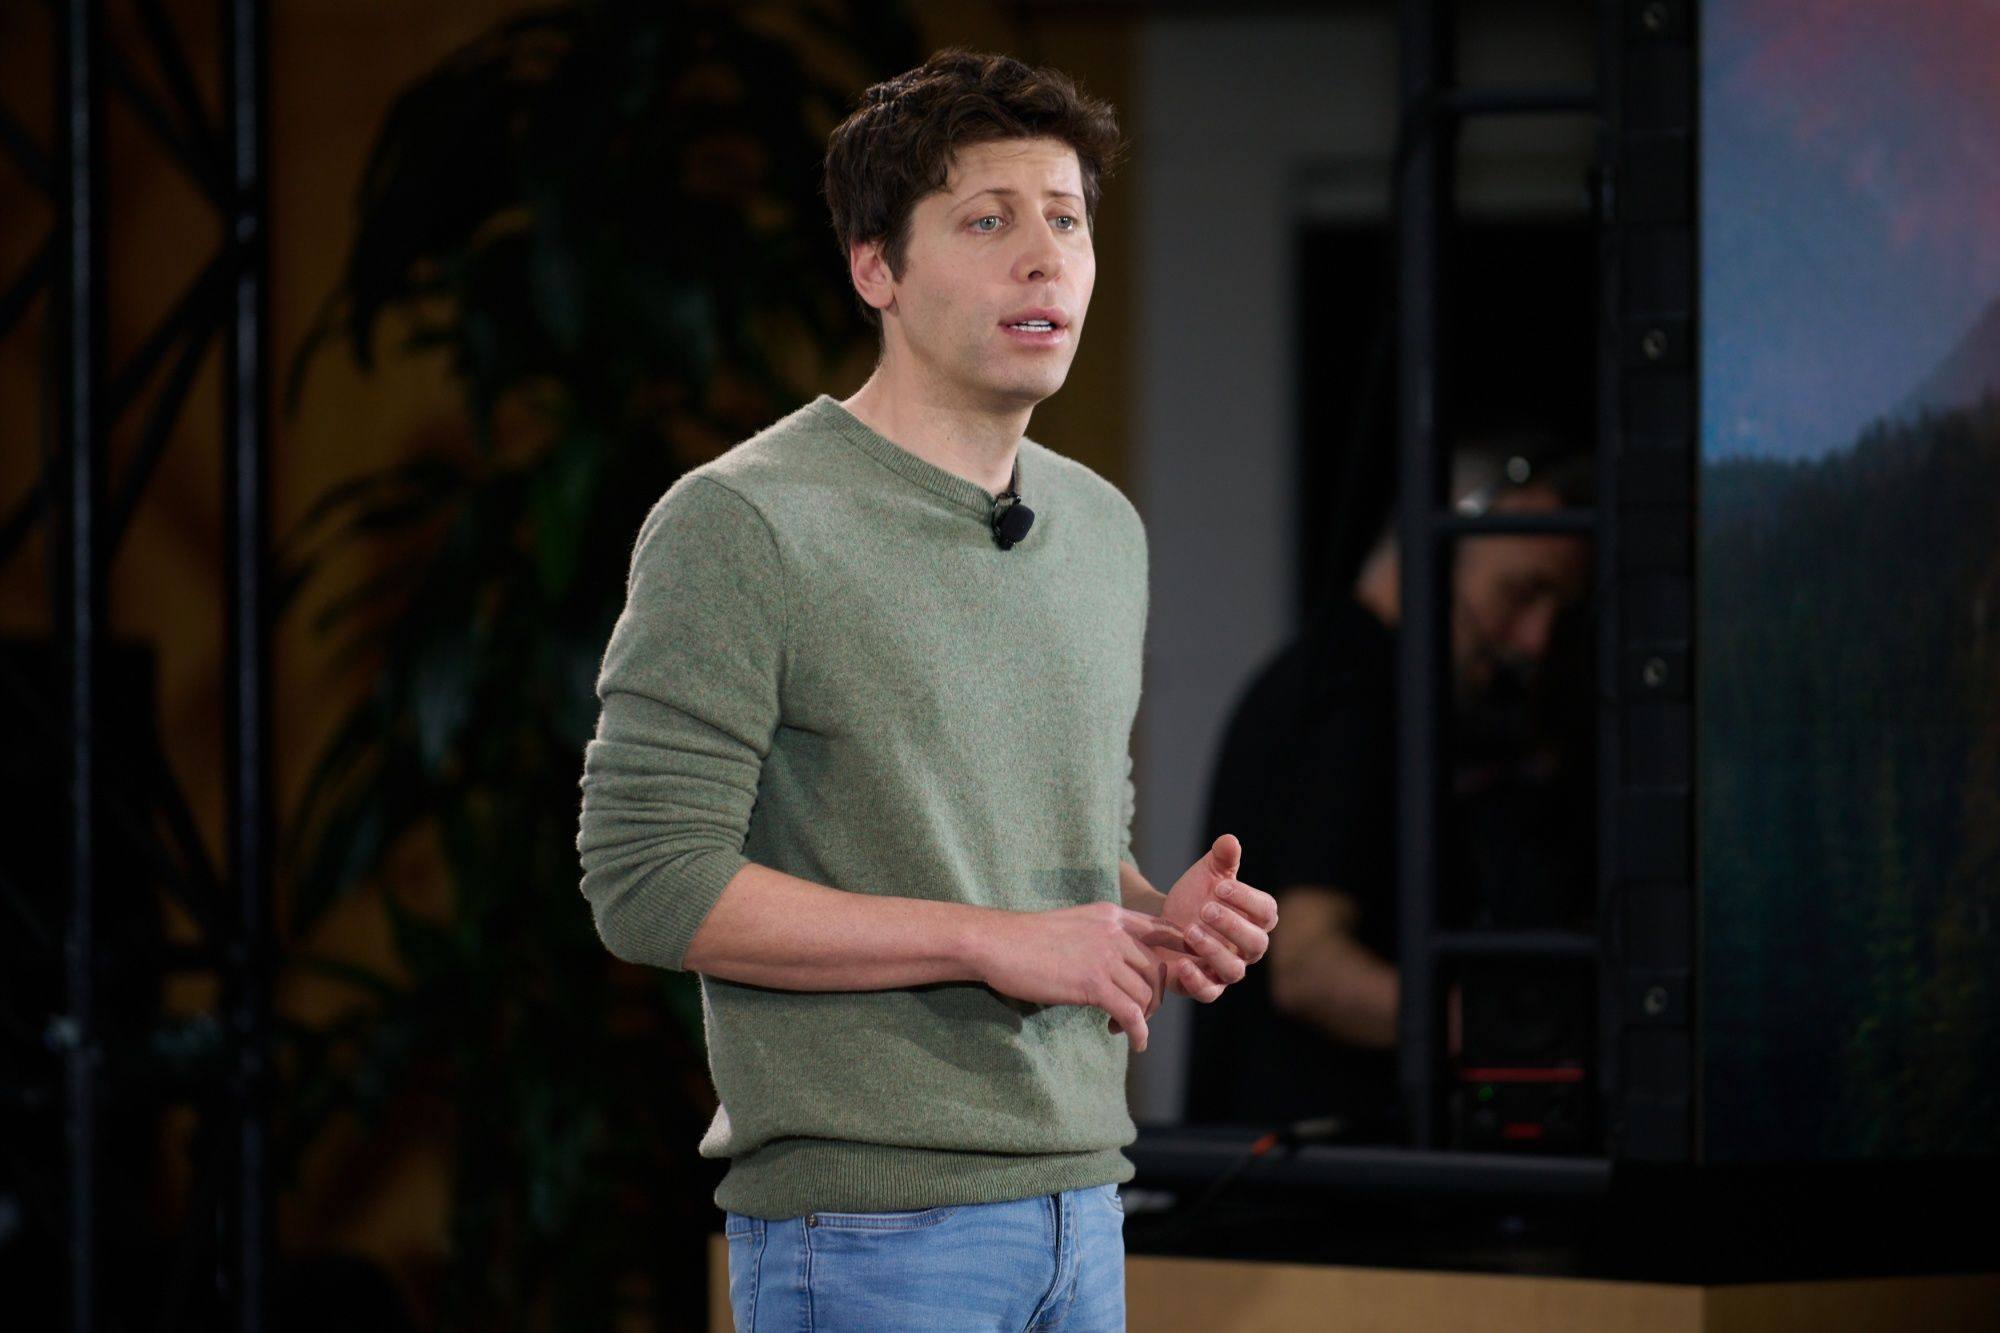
[1118,858,1167,915]
[679,860,1001,991]
[1271,929,1400,1049]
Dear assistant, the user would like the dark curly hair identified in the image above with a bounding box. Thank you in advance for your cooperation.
[821,48,1127,333]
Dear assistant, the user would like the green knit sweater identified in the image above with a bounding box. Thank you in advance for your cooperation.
[575,393,1150,1218]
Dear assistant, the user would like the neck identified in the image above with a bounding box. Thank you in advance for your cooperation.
[839,352,1029,498]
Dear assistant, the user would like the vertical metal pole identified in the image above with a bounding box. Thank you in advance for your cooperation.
[222,0,273,1324]
[1683,0,1702,1168]
[55,1,104,1327]
[1593,0,1625,1165]
[1393,0,1451,1150]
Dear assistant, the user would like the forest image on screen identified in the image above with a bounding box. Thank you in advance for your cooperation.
[1699,0,2000,1160]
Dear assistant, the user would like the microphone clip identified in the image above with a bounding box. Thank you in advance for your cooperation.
[990,459,1035,550]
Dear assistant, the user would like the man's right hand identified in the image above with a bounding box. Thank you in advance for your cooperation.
[973,903,1189,1053]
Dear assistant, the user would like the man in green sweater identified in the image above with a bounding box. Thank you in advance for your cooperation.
[576,48,1277,1330]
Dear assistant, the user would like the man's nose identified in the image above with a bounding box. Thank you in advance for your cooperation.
[1514,606,1556,660]
[1015,219,1064,284]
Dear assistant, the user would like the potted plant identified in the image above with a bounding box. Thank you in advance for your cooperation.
[273,3,918,1325]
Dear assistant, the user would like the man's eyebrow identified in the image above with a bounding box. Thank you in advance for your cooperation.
[952,186,1085,206]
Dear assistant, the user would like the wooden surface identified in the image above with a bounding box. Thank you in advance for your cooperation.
[1126,1254,1703,1330]
[706,1236,2000,1331]
[1703,1275,2000,1333]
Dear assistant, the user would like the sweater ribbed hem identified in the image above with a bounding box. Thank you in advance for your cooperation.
[711,1139,1134,1220]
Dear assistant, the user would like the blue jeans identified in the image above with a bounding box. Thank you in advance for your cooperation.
[723,1182,1127,1331]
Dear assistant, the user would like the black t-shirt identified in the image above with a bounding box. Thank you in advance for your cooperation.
[1183,594,1402,1136]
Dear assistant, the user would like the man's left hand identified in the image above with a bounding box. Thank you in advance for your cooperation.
[1157,833,1276,1002]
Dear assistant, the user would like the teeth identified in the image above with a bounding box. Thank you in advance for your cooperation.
[1010,320,1054,330]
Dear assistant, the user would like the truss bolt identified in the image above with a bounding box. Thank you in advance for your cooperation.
[45,1015,82,1052]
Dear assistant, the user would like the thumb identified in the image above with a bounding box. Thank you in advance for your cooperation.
[1207,832,1242,881]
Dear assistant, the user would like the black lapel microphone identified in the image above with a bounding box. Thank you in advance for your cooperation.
[990,457,1035,550]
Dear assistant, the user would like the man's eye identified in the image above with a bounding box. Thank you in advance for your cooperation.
[973,216,1001,232]
[1055,214,1080,230]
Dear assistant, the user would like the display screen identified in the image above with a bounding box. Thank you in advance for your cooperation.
[1699,1,2000,1159]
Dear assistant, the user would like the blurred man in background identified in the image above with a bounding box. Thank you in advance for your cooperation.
[1185,440,1592,1139]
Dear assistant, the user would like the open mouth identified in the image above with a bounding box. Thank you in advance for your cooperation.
[1001,319,1066,344]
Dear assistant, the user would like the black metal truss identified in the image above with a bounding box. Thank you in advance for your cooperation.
[2,1,274,1329]
[1389,0,1697,1160]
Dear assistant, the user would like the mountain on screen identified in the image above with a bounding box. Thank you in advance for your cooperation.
[1892,294,2000,423]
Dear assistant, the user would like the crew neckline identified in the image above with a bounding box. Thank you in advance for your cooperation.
[809,394,1027,520]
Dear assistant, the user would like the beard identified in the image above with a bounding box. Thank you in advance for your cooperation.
[1452,651,1538,758]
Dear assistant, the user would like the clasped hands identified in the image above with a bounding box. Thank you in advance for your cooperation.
[978,833,1275,1052]
[1112,833,1277,1040]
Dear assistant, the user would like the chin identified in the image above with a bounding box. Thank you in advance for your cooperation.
[1029,363,1075,395]
[989,374,1068,407]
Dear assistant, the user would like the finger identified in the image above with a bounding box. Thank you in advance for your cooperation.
[1173,952,1225,1002]
[1184,919,1249,983]
[1190,903,1247,957]
[1099,971,1146,1046]
[1194,903,1267,966]
[1105,990,1148,1052]
[1123,924,1189,985]
[1143,953,1167,1019]
[1132,949,1172,1021]
[1217,878,1279,928]
[1127,936,1192,998]
[1122,909,1187,952]
[1213,876,1276,926]
[1207,833,1242,881]
[1108,949,1155,1018]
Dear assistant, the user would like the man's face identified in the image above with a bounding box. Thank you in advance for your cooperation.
[1449,486,1590,707]
[864,136,1095,409]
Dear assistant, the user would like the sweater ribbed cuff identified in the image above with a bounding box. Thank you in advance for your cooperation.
[603,847,749,972]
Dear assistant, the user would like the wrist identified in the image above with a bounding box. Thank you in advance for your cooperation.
[952,903,1008,985]
[1118,859,1168,915]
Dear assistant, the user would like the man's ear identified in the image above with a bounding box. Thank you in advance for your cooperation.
[849,237,896,319]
